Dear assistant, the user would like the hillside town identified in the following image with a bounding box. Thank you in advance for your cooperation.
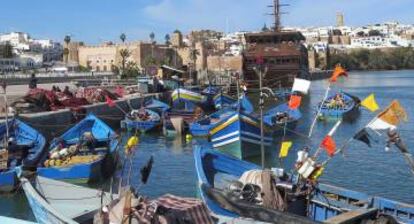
[1,13,414,75]
[2,1,414,223]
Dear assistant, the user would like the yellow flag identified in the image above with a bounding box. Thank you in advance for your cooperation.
[279,141,293,158]
[361,94,380,112]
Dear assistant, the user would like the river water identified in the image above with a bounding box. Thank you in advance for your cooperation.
[2,70,414,221]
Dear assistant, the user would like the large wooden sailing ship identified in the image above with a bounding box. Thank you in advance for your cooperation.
[243,0,309,88]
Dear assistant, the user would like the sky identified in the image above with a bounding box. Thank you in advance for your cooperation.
[0,0,413,44]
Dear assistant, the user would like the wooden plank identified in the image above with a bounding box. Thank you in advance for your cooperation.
[324,208,378,224]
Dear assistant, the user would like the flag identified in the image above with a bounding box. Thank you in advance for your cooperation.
[288,95,302,109]
[279,141,293,158]
[367,100,407,131]
[329,65,348,83]
[105,96,116,107]
[320,135,336,157]
[292,78,311,94]
[353,128,373,147]
[361,94,380,112]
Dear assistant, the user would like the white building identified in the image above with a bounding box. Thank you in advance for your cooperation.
[350,36,396,49]
[0,32,63,70]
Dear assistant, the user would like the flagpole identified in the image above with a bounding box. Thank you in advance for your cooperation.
[308,84,331,137]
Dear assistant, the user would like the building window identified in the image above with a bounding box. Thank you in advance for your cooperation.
[103,65,107,72]
[96,66,100,72]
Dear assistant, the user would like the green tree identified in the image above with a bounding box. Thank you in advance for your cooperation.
[368,49,388,70]
[63,35,71,64]
[165,34,171,45]
[150,32,155,44]
[120,33,126,43]
[119,49,131,74]
[262,23,269,32]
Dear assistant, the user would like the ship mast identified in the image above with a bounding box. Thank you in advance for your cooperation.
[268,0,289,32]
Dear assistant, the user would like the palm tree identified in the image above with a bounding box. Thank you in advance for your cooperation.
[165,34,171,45]
[120,33,126,43]
[149,32,155,44]
[119,49,131,74]
[64,35,71,45]
[63,35,71,64]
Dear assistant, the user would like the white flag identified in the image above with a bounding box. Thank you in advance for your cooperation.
[292,78,311,94]
[367,117,396,131]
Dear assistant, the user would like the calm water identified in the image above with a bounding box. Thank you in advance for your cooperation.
[2,70,414,221]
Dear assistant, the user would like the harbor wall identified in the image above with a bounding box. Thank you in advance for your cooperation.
[16,93,165,140]
[0,72,114,85]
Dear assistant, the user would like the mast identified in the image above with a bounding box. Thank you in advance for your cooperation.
[268,0,289,32]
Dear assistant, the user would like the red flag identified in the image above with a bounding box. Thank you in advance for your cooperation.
[288,95,302,109]
[320,135,336,157]
[330,65,348,83]
[115,86,125,97]
[106,96,116,107]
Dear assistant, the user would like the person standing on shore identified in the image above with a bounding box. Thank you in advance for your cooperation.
[29,73,38,89]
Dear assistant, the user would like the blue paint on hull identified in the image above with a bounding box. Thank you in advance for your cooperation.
[0,119,46,192]
[210,111,273,160]
[37,114,119,183]
[195,147,414,223]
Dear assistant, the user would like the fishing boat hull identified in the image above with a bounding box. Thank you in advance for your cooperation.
[172,88,211,110]
[189,109,235,138]
[37,114,119,183]
[209,112,273,160]
[194,146,259,217]
[121,119,161,132]
[36,152,117,183]
[21,177,78,224]
[213,94,236,110]
[319,92,360,119]
[0,170,17,192]
[189,122,211,137]
[0,119,46,192]
[21,176,114,224]
[263,103,302,137]
[195,147,414,223]
[309,184,414,224]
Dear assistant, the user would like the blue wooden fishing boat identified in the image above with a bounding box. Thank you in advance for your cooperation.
[189,108,235,137]
[202,86,221,96]
[263,103,302,136]
[190,95,255,138]
[213,94,236,110]
[121,109,162,132]
[194,146,414,223]
[36,114,119,183]
[144,98,170,114]
[208,110,273,159]
[319,91,360,119]
[0,119,46,192]
[21,176,113,224]
[172,88,208,111]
